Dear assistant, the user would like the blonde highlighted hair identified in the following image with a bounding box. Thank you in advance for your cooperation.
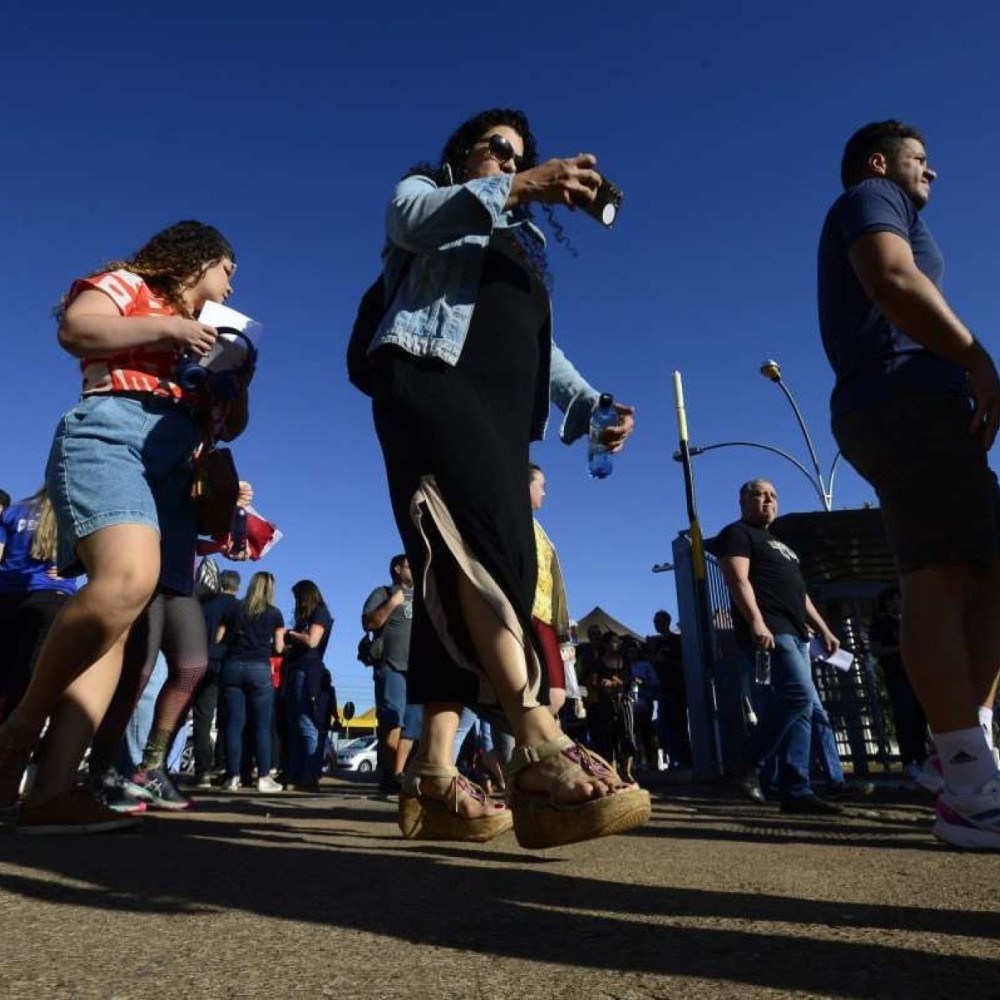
[243,571,276,620]
[28,487,58,564]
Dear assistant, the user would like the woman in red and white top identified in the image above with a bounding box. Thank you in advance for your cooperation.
[0,221,244,833]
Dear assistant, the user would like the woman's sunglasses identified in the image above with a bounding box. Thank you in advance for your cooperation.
[475,134,526,171]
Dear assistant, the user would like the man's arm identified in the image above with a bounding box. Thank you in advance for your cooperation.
[361,587,404,632]
[804,595,840,654]
[849,231,1000,447]
[719,556,774,651]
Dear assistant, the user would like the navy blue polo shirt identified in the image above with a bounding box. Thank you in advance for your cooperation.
[817,178,966,418]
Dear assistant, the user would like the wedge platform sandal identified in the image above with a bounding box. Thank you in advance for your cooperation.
[505,735,651,849]
[398,761,514,843]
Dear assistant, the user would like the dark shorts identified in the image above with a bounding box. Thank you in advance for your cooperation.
[833,392,1000,574]
[373,664,407,729]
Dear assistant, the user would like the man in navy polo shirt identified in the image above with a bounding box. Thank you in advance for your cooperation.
[818,120,1000,849]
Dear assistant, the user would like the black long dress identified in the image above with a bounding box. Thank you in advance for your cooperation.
[372,229,550,709]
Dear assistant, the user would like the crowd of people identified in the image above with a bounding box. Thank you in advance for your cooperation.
[1,109,999,853]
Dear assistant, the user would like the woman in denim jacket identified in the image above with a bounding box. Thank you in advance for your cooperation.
[371,107,650,849]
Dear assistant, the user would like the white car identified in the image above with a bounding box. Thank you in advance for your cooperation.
[332,736,378,772]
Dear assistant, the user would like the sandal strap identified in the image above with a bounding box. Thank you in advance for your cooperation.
[505,735,574,782]
[401,761,458,798]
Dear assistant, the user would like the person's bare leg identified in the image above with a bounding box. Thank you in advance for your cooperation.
[455,575,617,803]
[900,565,981,733]
[548,686,566,721]
[393,736,414,776]
[413,703,497,819]
[963,559,1000,715]
[9,526,160,805]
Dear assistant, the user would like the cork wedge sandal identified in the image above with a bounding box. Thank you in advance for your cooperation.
[398,761,514,843]
[505,735,651,849]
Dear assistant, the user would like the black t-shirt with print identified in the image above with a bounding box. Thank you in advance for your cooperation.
[715,519,808,646]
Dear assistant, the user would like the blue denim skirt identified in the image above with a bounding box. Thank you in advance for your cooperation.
[46,394,200,594]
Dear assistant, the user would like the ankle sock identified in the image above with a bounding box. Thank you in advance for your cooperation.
[933,726,998,793]
[139,729,172,772]
[979,706,995,749]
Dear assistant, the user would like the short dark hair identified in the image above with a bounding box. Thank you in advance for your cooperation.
[0,489,9,508]
[219,570,240,593]
[390,553,407,579]
[840,120,926,190]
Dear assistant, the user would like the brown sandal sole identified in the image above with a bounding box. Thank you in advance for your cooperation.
[510,786,652,849]
[398,794,514,843]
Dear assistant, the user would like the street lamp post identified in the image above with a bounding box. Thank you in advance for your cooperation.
[671,360,841,512]
[758,359,840,512]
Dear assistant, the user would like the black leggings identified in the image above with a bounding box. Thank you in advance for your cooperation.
[0,589,70,724]
[91,593,208,769]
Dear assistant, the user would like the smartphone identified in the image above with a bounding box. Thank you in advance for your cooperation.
[582,176,624,228]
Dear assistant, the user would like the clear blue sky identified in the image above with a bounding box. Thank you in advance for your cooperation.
[3,3,998,712]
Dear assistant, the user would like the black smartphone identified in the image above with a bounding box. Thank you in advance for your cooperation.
[582,176,624,228]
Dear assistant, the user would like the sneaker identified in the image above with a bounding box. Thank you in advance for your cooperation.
[933,777,1000,850]
[915,753,945,796]
[194,774,213,790]
[779,793,844,816]
[825,779,875,801]
[221,775,241,791]
[126,767,191,811]
[256,775,284,793]
[90,768,147,815]
[16,788,141,835]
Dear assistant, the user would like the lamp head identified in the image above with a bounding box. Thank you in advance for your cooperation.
[760,359,782,383]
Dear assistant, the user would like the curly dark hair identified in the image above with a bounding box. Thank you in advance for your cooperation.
[67,220,235,318]
[403,108,581,286]
[840,120,926,190]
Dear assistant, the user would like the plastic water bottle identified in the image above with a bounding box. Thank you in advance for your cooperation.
[754,649,771,685]
[588,393,616,479]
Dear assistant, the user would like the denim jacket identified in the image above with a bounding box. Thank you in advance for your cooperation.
[369,171,599,444]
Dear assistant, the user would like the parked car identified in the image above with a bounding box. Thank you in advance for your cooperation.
[332,735,378,773]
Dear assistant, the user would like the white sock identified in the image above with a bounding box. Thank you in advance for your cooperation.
[979,706,995,750]
[933,727,998,794]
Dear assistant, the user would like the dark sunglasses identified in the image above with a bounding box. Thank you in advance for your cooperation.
[476,134,526,171]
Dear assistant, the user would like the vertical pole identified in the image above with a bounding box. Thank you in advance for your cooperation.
[672,372,723,777]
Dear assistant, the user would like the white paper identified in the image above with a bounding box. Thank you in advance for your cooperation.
[809,636,854,673]
[196,302,263,373]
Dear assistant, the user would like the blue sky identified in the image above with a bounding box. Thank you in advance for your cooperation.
[3,3,998,713]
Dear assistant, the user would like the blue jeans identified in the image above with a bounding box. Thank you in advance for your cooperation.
[220,657,273,779]
[747,634,814,799]
[284,668,324,783]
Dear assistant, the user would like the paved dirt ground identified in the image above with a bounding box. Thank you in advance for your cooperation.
[1,773,997,1000]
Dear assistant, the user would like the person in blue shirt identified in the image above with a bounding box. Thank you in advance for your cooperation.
[818,120,1000,849]
[282,579,334,790]
[0,488,77,723]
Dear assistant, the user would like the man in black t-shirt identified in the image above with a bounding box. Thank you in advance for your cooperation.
[646,611,691,769]
[717,480,842,814]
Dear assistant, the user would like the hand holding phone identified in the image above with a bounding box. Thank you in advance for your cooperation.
[581,176,624,228]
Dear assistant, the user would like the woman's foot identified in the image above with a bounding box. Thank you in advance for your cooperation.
[399,761,512,842]
[505,736,651,849]
[513,740,627,806]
